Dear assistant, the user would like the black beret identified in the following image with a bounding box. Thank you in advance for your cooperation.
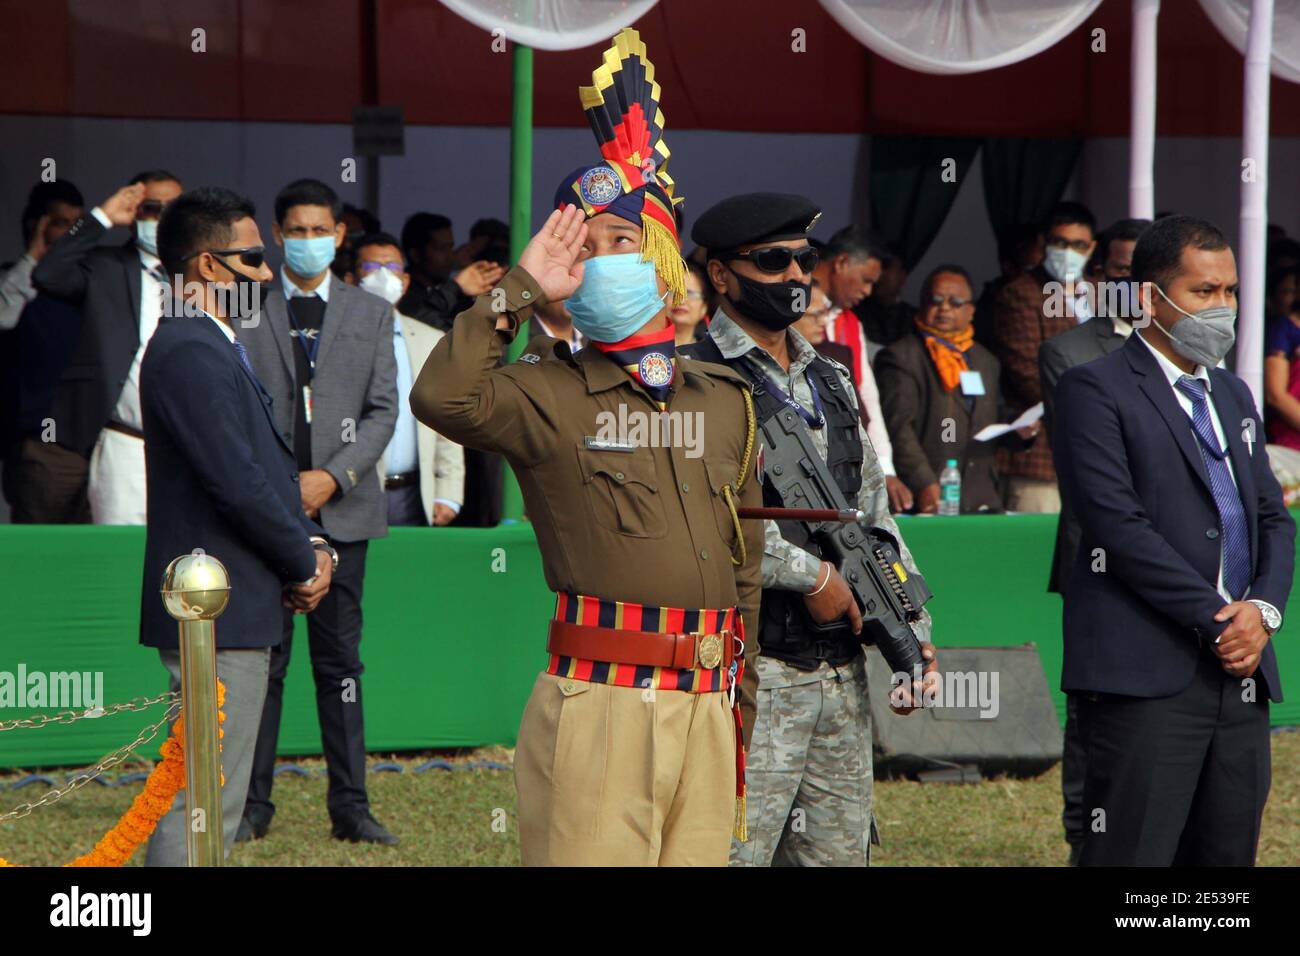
[690,192,822,254]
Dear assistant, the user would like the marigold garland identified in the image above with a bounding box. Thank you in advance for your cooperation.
[0,679,225,867]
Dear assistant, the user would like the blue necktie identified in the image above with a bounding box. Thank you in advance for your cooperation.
[231,338,255,376]
[1175,375,1251,599]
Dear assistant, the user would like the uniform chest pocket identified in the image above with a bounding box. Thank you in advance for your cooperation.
[577,448,666,539]
[703,457,743,555]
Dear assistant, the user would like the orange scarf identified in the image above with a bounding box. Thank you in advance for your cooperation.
[915,318,974,392]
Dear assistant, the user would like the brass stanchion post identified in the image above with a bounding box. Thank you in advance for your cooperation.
[160,550,230,867]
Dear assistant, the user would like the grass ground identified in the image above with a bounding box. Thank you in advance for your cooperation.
[3,732,1297,867]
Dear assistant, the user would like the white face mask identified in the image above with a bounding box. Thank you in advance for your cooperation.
[135,219,159,257]
[1043,245,1088,283]
[360,267,403,305]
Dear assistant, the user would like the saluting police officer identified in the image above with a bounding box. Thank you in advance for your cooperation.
[410,29,764,867]
[682,193,939,867]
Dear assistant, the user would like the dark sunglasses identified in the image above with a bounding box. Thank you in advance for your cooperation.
[728,245,819,274]
[183,246,267,269]
[136,199,170,218]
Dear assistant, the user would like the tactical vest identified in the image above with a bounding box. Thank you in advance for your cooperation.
[684,335,864,669]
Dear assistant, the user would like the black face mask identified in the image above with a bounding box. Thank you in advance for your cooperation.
[728,268,811,330]
[212,255,266,324]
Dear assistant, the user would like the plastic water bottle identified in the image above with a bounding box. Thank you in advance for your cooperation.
[938,459,961,516]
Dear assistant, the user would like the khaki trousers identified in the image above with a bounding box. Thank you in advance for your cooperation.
[514,671,735,866]
[1004,476,1061,514]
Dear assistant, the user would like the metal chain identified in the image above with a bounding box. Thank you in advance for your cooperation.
[0,690,179,733]
[0,699,181,823]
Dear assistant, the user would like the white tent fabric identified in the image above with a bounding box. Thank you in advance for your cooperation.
[1198,0,1300,84]
[816,0,1101,74]
[437,0,661,52]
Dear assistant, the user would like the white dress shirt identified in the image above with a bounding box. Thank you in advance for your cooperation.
[90,207,163,433]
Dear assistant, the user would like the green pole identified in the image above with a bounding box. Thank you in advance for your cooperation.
[501,42,533,523]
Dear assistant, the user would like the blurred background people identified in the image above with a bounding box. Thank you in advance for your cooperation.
[991,202,1096,513]
[668,259,712,346]
[877,265,1035,513]
[27,169,182,525]
[349,231,465,526]
[397,211,503,331]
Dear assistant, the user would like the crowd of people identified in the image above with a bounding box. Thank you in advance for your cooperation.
[6,177,1300,532]
[0,144,1293,869]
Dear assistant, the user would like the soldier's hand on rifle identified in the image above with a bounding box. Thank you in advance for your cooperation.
[890,641,939,715]
[803,560,863,634]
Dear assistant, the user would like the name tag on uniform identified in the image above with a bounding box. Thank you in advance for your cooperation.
[959,371,985,396]
[584,436,636,453]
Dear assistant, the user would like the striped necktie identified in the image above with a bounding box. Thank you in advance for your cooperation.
[1174,375,1251,600]
[231,338,255,375]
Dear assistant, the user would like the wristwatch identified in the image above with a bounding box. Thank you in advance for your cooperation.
[1248,599,1282,635]
[310,537,340,572]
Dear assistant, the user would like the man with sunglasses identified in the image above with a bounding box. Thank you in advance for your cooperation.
[236,178,399,847]
[139,186,335,865]
[28,169,182,525]
[683,192,937,867]
[991,201,1097,513]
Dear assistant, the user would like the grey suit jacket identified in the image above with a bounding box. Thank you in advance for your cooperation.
[239,275,398,543]
[1039,315,1130,593]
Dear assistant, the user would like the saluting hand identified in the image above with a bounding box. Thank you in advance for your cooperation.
[100,183,146,226]
[517,205,587,304]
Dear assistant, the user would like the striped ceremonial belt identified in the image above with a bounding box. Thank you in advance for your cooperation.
[546,592,739,693]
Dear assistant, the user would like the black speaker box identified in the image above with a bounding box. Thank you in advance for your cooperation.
[865,643,1063,779]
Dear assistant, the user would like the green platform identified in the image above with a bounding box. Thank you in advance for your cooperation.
[0,516,1295,768]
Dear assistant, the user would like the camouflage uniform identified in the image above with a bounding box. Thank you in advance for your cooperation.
[705,309,933,867]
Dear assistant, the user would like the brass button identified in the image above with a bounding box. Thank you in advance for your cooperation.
[700,549,709,560]
[521,290,532,300]
[681,482,690,493]
[562,680,575,693]
[614,471,625,481]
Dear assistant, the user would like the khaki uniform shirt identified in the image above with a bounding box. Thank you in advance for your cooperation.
[705,308,934,689]
[409,266,765,740]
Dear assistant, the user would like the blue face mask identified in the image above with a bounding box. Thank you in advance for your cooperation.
[565,253,670,343]
[283,235,337,278]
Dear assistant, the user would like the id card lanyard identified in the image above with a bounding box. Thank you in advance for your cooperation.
[287,298,321,424]
[744,357,826,429]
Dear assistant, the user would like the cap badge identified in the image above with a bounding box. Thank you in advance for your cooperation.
[580,165,622,206]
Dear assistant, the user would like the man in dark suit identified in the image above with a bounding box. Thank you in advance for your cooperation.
[877,265,1037,513]
[140,186,336,866]
[239,178,399,846]
[1038,216,1149,864]
[29,171,183,524]
[993,202,1097,513]
[1054,215,1295,866]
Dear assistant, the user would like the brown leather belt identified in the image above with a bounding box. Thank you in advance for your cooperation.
[105,420,144,440]
[547,619,735,671]
[384,472,418,490]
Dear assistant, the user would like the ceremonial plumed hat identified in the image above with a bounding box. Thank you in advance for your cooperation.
[554,27,686,301]
[691,193,822,255]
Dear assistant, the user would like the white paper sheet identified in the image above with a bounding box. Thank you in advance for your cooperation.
[974,403,1044,442]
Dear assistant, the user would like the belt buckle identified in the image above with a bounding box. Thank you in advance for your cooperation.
[697,633,724,669]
